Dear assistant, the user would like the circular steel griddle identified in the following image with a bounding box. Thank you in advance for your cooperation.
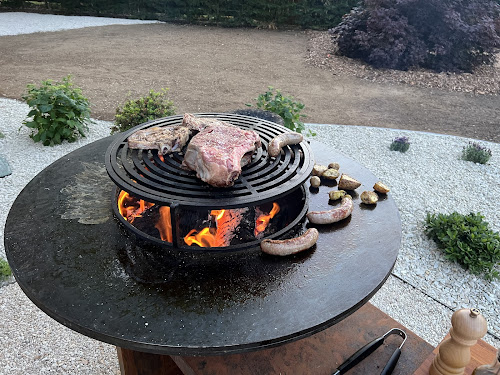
[5,128,401,356]
[105,113,315,208]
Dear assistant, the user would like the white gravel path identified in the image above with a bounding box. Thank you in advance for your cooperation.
[0,12,499,375]
[0,12,158,36]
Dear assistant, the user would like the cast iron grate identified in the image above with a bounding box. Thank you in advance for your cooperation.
[105,114,314,208]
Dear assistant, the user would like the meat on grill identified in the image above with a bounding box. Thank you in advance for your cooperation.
[127,125,191,155]
[127,114,222,155]
[182,122,261,187]
[181,113,223,132]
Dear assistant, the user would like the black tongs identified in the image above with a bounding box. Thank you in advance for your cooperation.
[332,328,407,375]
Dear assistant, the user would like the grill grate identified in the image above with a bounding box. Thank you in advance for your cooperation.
[105,113,314,208]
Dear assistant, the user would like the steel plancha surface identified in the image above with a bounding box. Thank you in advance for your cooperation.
[5,131,401,356]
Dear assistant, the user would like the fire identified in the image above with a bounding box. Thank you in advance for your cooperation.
[155,206,173,243]
[184,227,217,247]
[118,190,155,223]
[184,210,227,247]
[183,209,246,248]
[117,190,173,243]
[255,203,280,236]
[117,190,280,248]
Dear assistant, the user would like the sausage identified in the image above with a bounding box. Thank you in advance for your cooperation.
[268,132,303,157]
[306,196,354,224]
[260,228,319,256]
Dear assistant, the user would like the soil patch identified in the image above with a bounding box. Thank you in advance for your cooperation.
[0,23,498,143]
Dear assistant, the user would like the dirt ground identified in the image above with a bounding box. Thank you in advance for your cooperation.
[0,23,499,143]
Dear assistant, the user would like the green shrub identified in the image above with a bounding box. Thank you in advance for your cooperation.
[425,212,500,280]
[0,258,12,280]
[111,89,176,134]
[389,136,410,153]
[461,142,492,164]
[0,131,4,139]
[22,75,92,146]
[247,87,309,134]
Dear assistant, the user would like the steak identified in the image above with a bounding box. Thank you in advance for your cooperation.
[182,122,261,187]
[127,114,222,155]
[181,113,222,132]
[127,125,191,155]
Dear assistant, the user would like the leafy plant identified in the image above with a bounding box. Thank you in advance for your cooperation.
[330,0,500,72]
[22,75,92,146]
[247,87,310,134]
[0,131,4,139]
[0,258,12,280]
[111,89,176,134]
[461,142,492,164]
[425,212,500,280]
[389,136,410,152]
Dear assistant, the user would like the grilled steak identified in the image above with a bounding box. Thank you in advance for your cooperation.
[182,122,261,187]
[127,125,191,155]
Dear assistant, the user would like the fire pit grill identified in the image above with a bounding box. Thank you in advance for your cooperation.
[105,113,314,209]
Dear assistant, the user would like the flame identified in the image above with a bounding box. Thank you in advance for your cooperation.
[255,203,280,236]
[212,209,225,221]
[183,209,246,248]
[184,227,217,247]
[184,210,226,247]
[117,190,172,243]
[155,206,173,243]
[118,190,155,223]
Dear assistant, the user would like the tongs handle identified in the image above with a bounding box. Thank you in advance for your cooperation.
[380,348,401,375]
[332,336,385,375]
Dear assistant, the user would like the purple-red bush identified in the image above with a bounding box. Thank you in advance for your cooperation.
[330,0,500,72]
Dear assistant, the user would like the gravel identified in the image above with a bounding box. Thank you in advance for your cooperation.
[0,12,159,36]
[1,96,499,373]
[1,13,499,374]
[306,123,500,342]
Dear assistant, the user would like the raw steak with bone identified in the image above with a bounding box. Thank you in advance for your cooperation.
[182,118,261,187]
[127,113,261,187]
[127,125,191,155]
[127,114,221,154]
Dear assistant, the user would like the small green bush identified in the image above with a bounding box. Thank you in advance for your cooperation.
[111,89,176,134]
[0,258,12,279]
[461,142,492,164]
[425,212,500,280]
[22,75,92,146]
[0,131,4,139]
[247,87,308,134]
[389,136,410,153]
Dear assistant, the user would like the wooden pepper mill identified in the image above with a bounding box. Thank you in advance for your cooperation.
[429,308,488,375]
[472,348,500,375]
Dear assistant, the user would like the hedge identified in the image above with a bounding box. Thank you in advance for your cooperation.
[0,0,359,29]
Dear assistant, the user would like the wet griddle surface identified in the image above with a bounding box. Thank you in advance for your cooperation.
[5,135,401,356]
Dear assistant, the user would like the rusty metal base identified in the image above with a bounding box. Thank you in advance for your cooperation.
[117,303,434,375]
